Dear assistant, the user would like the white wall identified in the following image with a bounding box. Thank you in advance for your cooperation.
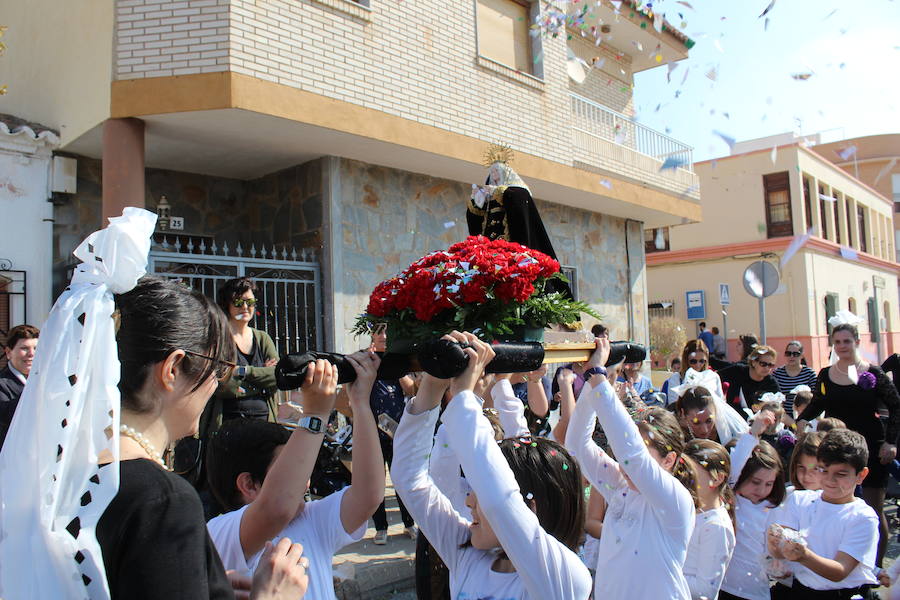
[0,128,57,330]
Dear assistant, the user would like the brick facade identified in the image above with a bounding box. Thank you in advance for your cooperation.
[112,0,696,199]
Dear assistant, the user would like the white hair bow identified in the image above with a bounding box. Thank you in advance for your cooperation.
[789,384,811,395]
[758,391,787,406]
[671,368,723,402]
[827,310,863,329]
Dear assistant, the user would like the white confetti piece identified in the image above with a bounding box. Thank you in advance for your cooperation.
[443,221,455,229]
[837,145,857,160]
[599,178,612,189]
[780,228,812,268]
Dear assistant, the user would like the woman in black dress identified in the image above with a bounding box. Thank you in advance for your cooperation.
[98,277,308,599]
[797,323,900,567]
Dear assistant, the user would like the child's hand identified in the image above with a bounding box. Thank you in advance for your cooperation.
[557,368,576,388]
[877,569,891,587]
[781,540,807,562]
[344,350,380,406]
[528,364,548,379]
[751,409,777,437]
[300,359,338,415]
[588,337,610,369]
[250,538,309,600]
[409,372,451,414]
[766,526,785,559]
[445,331,496,399]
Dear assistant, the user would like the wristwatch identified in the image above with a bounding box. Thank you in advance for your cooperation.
[297,415,324,434]
[582,366,608,381]
[236,365,249,377]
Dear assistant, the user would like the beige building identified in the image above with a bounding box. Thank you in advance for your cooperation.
[1,0,698,353]
[647,134,899,370]
[815,134,900,262]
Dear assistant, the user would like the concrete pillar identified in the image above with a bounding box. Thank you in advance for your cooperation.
[807,174,822,237]
[102,118,145,224]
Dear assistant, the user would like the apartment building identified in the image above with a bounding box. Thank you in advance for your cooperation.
[647,133,899,369]
[1,0,698,352]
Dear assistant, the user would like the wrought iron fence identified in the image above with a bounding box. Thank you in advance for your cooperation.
[149,235,322,356]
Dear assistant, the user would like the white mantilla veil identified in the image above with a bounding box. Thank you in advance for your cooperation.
[0,208,157,599]
[671,367,749,446]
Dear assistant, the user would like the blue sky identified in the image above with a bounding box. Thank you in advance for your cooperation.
[630,0,900,161]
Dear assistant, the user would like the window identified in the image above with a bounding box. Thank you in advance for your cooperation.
[848,297,856,314]
[857,205,868,253]
[802,177,812,230]
[763,172,793,238]
[845,197,854,247]
[644,227,670,253]
[833,191,841,245]
[819,185,829,239]
[824,293,838,337]
[885,301,892,333]
[893,174,900,213]
[476,0,539,75]
[560,265,578,300]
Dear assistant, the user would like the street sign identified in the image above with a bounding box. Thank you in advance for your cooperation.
[742,261,780,344]
[719,283,730,306]
[686,290,706,320]
[742,261,779,299]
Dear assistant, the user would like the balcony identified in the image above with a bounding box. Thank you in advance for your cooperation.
[570,93,699,201]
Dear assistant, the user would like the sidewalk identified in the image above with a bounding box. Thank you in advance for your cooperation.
[333,475,416,600]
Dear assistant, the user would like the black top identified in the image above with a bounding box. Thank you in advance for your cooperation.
[0,365,25,449]
[370,379,406,444]
[96,459,233,600]
[717,364,779,416]
[883,354,900,394]
[224,335,269,419]
[798,365,900,448]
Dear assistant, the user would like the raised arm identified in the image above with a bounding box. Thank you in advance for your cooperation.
[442,332,590,600]
[565,378,625,495]
[525,365,550,418]
[339,351,385,534]
[239,359,337,559]
[390,373,470,569]
[551,368,577,444]
[728,411,773,487]
[491,376,530,438]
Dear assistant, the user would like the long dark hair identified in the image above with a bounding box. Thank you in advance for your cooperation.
[115,277,233,412]
[735,440,786,507]
[497,437,585,552]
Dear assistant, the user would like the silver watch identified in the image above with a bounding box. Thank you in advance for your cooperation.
[297,415,324,434]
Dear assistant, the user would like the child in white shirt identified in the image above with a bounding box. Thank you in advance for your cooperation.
[566,338,697,600]
[720,410,787,600]
[683,439,737,600]
[768,428,879,598]
[206,353,385,600]
[391,331,592,600]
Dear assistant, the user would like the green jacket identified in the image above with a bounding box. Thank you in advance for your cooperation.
[199,327,280,439]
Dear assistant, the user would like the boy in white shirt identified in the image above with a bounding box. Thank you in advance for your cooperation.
[206,353,385,600]
[768,428,879,599]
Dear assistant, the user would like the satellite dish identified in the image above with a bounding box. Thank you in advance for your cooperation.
[742,261,779,299]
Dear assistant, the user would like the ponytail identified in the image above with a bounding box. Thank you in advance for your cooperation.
[637,407,698,509]
[685,438,736,530]
[672,452,699,508]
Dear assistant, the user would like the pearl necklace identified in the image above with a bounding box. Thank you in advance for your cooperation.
[119,425,170,470]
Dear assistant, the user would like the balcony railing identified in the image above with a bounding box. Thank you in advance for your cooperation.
[570,93,694,172]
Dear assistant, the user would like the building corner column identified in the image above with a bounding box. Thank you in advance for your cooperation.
[101,117,145,225]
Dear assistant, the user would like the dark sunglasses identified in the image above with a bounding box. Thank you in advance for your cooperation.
[232,298,257,308]
[784,351,802,357]
[688,358,708,365]
[756,360,776,369]
[183,350,236,382]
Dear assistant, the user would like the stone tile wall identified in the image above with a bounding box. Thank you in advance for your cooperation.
[331,157,647,352]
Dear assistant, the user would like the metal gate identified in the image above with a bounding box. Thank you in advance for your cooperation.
[148,236,322,356]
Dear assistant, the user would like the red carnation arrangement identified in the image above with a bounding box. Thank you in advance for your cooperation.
[353,236,598,347]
